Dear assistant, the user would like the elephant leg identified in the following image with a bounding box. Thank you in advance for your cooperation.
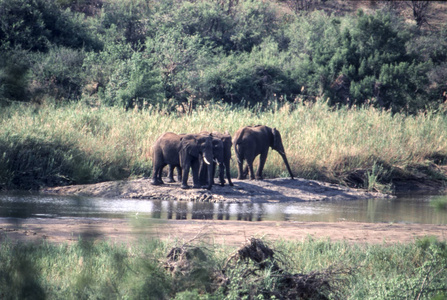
[242,151,256,180]
[218,163,225,186]
[212,162,218,186]
[256,151,268,180]
[176,166,182,182]
[237,159,246,180]
[181,161,191,189]
[248,162,256,180]
[151,162,165,185]
[243,165,249,178]
[166,164,176,183]
[198,159,208,186]
[225,161,233,186]
[191,159,201,189]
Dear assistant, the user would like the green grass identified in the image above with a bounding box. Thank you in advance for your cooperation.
[0,236,446,299]
[1,100,447,191]
[430,196,447,211]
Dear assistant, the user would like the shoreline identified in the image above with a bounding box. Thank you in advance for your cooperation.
[1,218,446,246]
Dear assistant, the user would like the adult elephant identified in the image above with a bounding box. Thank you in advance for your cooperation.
[198,132,229,187]
[151,132,214,189]
[199,131,233,186]
[233,125,294,180]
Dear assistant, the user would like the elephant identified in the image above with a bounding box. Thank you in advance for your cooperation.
[151,132,181,186]
[233,125,294,180]
[198,132,226,187]
[199,131,233,186]
[151,132,215,189]
[165,134,186,184]
[165,133,225,186]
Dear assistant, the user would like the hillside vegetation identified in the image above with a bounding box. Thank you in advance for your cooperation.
[1,0,446,112]
[1,0,447,191]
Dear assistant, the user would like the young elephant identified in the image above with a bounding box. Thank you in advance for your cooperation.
[151,132,214,189]
[233,125,294,180]
[199,131,233,186]
[151,132,182,185]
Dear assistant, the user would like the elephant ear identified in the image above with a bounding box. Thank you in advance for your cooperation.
[180,136,200,158]
[272,128,284,153]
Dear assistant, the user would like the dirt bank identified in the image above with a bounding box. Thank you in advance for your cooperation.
[1,218,445,246]
[41,177,391,202]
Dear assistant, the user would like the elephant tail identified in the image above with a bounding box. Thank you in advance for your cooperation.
[234,142,242,164]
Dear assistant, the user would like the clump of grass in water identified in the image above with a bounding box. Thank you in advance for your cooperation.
[430,196,447,211]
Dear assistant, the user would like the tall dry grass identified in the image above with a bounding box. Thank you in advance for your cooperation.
[1,100,447,189]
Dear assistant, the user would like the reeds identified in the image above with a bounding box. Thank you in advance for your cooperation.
[1,100,447,190]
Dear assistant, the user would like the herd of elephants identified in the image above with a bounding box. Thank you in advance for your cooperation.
[150,125,295,190]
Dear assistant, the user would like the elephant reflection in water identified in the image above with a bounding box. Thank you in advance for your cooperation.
[236,203,263,221]
[217,202,230,220]
[191,202,214,220]
[151,201,162,219]
[175,202,188,220]
[167,201,174,220]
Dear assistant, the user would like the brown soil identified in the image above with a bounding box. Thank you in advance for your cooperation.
[1,218,446,246]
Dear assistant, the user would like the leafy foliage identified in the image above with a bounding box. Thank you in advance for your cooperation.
[0,0,446,110]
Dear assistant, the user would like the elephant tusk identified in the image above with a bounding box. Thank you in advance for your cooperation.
[204,156,211,165]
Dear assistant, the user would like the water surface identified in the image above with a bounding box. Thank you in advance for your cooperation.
[0,193,446,224]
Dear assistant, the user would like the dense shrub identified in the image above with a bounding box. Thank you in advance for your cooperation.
[0,0,446,112]
[28,47,87,102]
[99,51,163,109]
[0,50,30,105]
[0,0,100,52]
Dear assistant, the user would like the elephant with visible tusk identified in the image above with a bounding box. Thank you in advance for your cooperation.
[233,125,294,180]
[198,132,226,187]
[151,132,215,189]
[199,131,233,186]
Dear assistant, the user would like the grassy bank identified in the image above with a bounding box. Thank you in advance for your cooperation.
[0,237,446,299]
[1,100,447,191]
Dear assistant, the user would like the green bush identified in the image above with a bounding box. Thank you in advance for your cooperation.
[0,0,100,52]
[99,51,163,109]
[29,47,87,102]
[1,0,447,110]
[0,50,30,105]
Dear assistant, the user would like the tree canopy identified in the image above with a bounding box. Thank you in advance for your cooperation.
[1,0,446,113]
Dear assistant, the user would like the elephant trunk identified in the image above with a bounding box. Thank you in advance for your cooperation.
[279,152,295,180]
[206,158,214,190]
[202,148,214,189]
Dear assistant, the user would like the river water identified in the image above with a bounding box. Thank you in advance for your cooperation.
[0,192,446,224]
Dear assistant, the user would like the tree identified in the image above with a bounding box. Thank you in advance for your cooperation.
[407,1,431,28]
